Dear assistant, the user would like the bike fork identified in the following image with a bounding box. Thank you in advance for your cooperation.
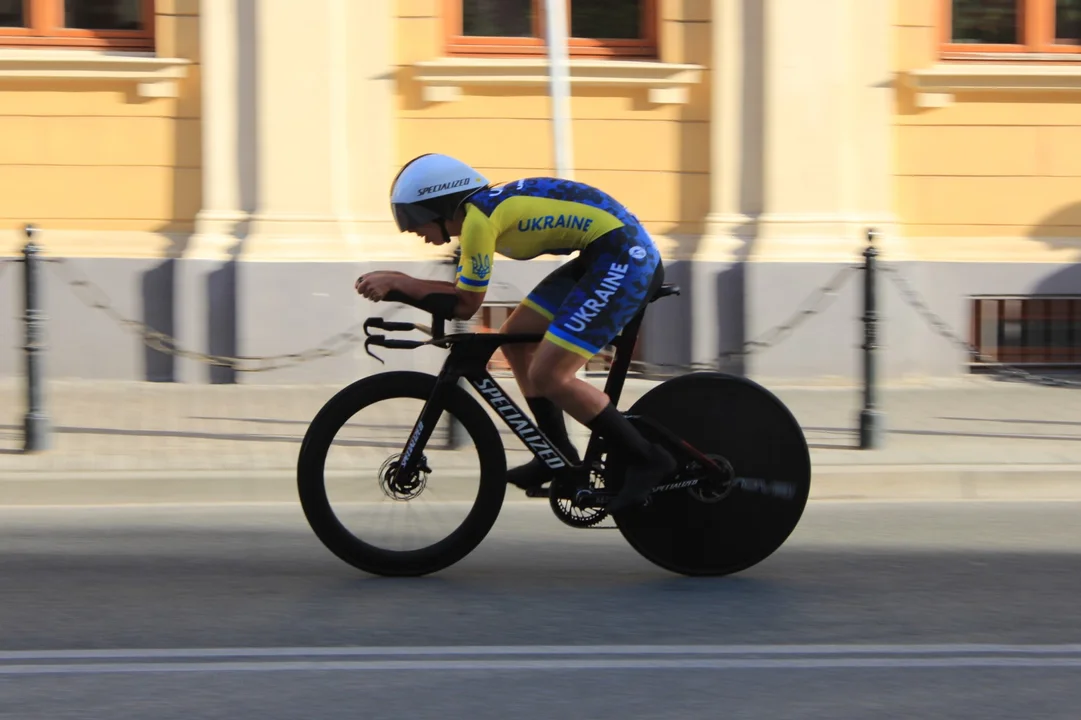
[395,375,457,481]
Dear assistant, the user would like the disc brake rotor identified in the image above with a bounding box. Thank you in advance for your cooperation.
[378,454,429,501]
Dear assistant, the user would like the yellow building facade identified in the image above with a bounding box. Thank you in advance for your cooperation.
[0,0,1077,384]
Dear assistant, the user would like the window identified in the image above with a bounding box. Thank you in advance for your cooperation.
[943,0,1081,55]
[0,0,155,49]
[445,0,657,59]
[971,296,1081,367]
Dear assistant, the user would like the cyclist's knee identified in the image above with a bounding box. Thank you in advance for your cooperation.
[527,363,574,399]
[527,351,586,399]
[501,305,549,365]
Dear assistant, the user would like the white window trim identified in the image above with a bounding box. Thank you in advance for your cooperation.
[906,62,1081,108]
[0,49,190,98]
[414,57,704,105]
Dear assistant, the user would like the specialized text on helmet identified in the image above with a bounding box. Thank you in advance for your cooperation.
[416,177,473,197]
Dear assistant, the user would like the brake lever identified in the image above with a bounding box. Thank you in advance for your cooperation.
[364,335,386,365]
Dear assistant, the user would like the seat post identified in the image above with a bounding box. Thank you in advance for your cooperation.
[600,309,645,408]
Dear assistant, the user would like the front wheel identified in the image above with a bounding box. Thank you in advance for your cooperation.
[607,372,811,577]
[297,371,508,577]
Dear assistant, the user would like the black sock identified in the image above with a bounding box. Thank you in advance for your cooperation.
[586,403,654,460]
[526,396,581,464]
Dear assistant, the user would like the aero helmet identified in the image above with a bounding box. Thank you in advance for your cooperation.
[390,154,489,236]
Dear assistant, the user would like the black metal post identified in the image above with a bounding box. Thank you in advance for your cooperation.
[22,224,51,452]
[858,228,884,449]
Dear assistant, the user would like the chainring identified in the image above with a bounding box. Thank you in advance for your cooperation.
[549,493,608,528]
[548,466,609,528]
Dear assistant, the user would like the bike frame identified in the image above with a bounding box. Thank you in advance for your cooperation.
[393,306,648,485]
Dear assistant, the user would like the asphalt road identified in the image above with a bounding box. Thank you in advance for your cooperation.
[2,499,1081,719]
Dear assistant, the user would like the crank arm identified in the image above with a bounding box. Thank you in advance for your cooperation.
[574,477,705,508]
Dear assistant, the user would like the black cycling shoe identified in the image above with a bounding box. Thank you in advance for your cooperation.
[606,444,677,513]
[506,457,551,490]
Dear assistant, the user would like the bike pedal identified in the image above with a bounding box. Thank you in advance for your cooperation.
[524,486,550,498]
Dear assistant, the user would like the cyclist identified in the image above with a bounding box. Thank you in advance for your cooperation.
[355,153,675,512]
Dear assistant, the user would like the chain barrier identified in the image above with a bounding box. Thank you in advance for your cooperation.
[626,263,865,377]
[44,257,372,373]
[882,265,1081,388]
[27,252,1081,386]
[41,252,865,377]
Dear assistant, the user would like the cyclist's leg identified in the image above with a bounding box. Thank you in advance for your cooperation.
[529,227,673,511]
[500,256,584,394]
[501,260,586,489]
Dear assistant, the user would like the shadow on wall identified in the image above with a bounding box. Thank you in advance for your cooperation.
[1030,203,1081,373]
[138,1,214,382]
[1030,202,1081,297]
[1031,201,1081,255]
[194,0,261,385]
[149,0,255,385]
[139,99,195,382]
[643,0,763,374]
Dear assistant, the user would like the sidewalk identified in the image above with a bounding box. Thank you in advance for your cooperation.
[2,374,1080,502]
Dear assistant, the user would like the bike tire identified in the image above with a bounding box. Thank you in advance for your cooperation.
[610,372,811,577]
[297,371,507,577]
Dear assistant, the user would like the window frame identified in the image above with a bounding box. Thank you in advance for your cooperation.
[0,0,156,50]
[941,0,1081,57]
[444,0,658,59]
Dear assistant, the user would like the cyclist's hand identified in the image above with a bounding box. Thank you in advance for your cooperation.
[355,272,400,302]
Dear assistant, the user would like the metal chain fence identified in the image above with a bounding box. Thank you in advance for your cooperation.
[4,241,1081,473]
[627,263,864,377]
[39,255,868,379]
[17,254,1081,387]
[45,257,373,373]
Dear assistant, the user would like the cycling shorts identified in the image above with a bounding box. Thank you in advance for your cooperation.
[521,224,663,359]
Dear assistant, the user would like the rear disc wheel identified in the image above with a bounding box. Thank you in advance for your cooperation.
[608,372,811,576]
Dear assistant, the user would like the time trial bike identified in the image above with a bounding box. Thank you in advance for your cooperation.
[296,283,812,577]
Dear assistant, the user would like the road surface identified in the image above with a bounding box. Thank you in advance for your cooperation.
[2,499,1080,719]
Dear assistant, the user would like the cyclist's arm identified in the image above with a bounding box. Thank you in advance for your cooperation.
[442,204,496,318]
[395,276,482,320]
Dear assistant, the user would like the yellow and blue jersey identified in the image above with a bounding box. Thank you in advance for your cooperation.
[454,177,643,294]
